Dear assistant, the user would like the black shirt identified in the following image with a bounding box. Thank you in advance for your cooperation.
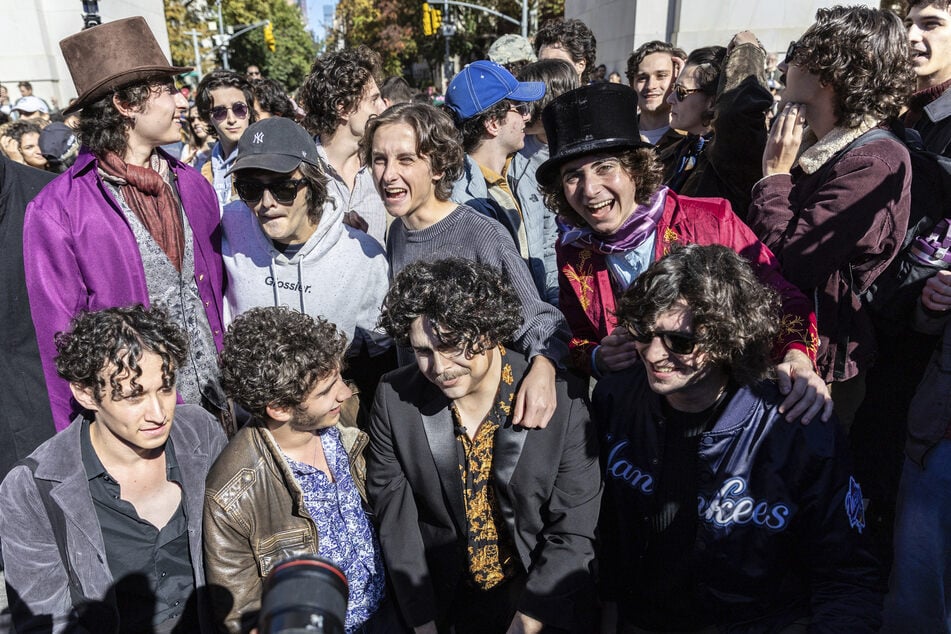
[81,419,198,633]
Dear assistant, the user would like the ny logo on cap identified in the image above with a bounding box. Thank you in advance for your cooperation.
[253,132,264,144]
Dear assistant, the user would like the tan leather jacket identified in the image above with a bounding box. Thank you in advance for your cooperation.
[203,399,369,633]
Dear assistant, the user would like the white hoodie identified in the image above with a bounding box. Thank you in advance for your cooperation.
[222,198,391,356]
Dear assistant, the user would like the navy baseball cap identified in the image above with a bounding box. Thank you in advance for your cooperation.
[444,60,545,121]
[227,117,321,175]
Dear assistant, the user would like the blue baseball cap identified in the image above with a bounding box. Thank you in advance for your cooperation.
[444,60,545,121]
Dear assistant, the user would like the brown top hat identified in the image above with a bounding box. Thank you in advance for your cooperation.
[60,17,191,115]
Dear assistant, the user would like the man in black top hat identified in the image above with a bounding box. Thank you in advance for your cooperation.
[535,81,831,423]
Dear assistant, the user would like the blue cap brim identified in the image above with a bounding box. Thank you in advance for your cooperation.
[508,81,546,102]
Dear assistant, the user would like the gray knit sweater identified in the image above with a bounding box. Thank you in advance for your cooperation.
[386,204,569,363]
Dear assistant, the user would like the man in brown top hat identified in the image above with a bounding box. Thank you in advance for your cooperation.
[23,17,229,435]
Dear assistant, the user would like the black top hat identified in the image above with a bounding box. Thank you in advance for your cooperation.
[536,83,648,187]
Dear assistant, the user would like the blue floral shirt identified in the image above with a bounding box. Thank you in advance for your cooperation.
[282,427,385,633]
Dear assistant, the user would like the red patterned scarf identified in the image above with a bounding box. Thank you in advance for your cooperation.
[99,151,184,271]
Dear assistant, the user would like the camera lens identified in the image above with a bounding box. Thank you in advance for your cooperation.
[259,555,348,634]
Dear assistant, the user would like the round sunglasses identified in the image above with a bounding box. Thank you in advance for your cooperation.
[626,323,698,355]
[209,102,250,123]
[234,178,307,205]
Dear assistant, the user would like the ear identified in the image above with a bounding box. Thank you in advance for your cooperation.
[483,116,503,138]
[112,92,139,119]
[576,59,587,77]
[70,382,100,413]
[265,402,294,423]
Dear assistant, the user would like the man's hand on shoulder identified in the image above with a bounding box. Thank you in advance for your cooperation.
[343,210,369,233]
[595,326,639,375]
[513,355,556,429]
[505,611,544,634]
[776,349,833,424]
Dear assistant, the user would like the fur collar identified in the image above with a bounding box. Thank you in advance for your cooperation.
[796,115,879,174]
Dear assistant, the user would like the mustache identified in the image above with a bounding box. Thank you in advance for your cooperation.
[436,368,470,382]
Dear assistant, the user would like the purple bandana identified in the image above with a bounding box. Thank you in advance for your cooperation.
[561,186,668,255]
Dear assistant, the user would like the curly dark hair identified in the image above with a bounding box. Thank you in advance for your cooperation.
[539,147,663,227]
[252,78,296,119]
[361,102,464,201]
[299,46,383,136]
[517,59,580,129]
[380,258,524,355]
[789,6,914,127]
[54,304,188,403]
[616,244,780,386]
[77,76,172,157]
[219,307,347,420]
[683,46,726,128]
[450,98,512,153]
[626,40,687,85]
[534,18,598,83]
[5,119,42,144]
[195,70,257,139]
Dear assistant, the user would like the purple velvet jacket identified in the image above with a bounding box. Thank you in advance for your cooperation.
[23,148,225,431]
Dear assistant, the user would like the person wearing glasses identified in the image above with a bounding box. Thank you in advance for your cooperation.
[23,17,230,433]
[195,69,257,208]
[537,82,830,424]
[445,60,554,304]
[594,244,882,633]
[747,6,913,429]
[221,117,391,414]
[663,31,773,222]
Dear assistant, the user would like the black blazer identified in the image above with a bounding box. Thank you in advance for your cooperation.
[366,349,601,630]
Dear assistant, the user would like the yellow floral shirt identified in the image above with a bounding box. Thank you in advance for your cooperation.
[453,348,519,589]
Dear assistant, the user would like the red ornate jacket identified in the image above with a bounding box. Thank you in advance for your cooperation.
[557,190,819,375]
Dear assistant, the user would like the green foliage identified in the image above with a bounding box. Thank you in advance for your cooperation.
[328,0,564,84]
[164,0,316,92]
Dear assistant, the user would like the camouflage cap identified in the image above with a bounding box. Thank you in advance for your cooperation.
[487,34,537,66]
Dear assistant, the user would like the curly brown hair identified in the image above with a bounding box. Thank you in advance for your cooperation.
[380,258,523,355]
[615,244,780,386]
[54,304,188,403]
[219,306,347,420]
[534,18,598,83]
[626,41,687,86]
[789,5,914,127]
[299,46,383,136]
[78,76,175,157]
[361,102,464,201]
[539,147,663,228]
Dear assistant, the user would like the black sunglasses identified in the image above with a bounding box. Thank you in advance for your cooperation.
[209,102,250,122]
[234,178,307,204]
[627,323,698,355]
[509,102,532,117]
[672,84,704,103]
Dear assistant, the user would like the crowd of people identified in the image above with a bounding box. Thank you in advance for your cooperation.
[0,2,950,633]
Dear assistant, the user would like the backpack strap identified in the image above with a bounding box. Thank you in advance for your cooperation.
[18,457,87,607]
